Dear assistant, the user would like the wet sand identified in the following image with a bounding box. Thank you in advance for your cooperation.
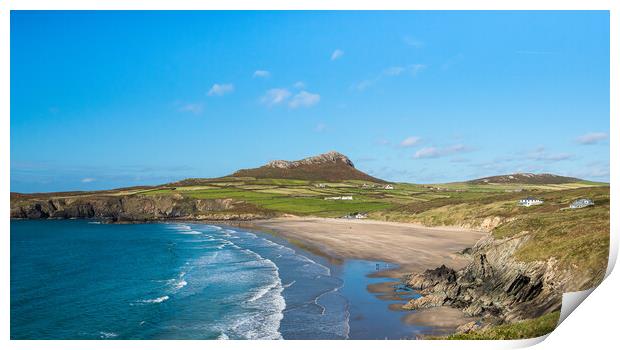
[401,307,475,335]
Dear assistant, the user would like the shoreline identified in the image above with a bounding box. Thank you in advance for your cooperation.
[241,216,487,337]
[243,216,488,278]
[11,217,484,339]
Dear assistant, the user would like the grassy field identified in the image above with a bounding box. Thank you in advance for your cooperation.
[132,178,607,224]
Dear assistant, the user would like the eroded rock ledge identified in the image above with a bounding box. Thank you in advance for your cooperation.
[403,234,572,326]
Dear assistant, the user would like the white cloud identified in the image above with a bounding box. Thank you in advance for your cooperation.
[331,49,344,61]
[289,91,320,109]
[413,144,469,159]
[400,136,421,147]
[293,81,306,89]
[576,132,608,145]
[253,70,271,78]
[207,83,234,96]
[81,178,95,183]
[178,103,204,115]
[414,147,441,159]
[260,88,291,106]
[403,36,424,48]
[353,79,376,91]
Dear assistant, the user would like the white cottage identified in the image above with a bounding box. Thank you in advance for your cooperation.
[570,198,594,209]
[383,184,394,190]
[518,197,544,207]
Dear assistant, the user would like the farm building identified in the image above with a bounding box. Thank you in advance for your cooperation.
[518,197,544,207]
[570,198,594,209]
[383,184,394,190]
[324,196,353,200]
[342,212,368,219]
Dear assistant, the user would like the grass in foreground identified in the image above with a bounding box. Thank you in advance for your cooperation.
[444,311,560,340]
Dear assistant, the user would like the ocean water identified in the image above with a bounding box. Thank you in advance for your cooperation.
[11,220,423,340]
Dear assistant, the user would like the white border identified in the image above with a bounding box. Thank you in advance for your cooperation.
[1,1,617,350]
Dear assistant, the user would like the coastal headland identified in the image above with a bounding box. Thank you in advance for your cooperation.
[10,151,610,339]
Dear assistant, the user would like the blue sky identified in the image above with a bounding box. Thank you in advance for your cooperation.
[11,11,609,192]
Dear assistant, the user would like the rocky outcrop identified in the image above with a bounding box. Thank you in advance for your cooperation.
[10,194,272,222]
[231,151,386,183]
[265,151,355,169]
[403,234,571,323]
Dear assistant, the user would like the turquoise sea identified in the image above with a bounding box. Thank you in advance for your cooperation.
[11,220,425,339]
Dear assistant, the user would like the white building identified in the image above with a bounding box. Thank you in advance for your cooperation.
[570,198,594,209]
[383,184,394,190]
[518,197,544,207]
[324,196,353,200]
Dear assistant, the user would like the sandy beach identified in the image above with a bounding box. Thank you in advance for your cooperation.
[251,217,488,276]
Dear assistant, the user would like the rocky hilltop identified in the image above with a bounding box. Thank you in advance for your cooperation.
[232,151,385,182]
[265,151,355,169]
[468,173,582,185]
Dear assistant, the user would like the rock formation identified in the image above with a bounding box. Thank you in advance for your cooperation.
[403,234,575,324]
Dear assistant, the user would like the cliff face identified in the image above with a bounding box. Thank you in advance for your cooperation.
[10,195,272,222]
[404,234,576,324]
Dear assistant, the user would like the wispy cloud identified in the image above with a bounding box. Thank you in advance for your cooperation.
[516,50,556,55]
[178,103,204,115]
[253,70,271,78]
[413,144,469,159]
[260,88,291,106]
[576,132,608,145]
[289,91,320,109]
[526,147,573,162]
[384,66,406,76]
[441,53,464,71]
[207,83,234,96]
[399,136,421,148]
[354,64,427,91]
[403,36,424,48]
[81,178,96,183]
[314,123,327,132]
[331,49,344,61]
[293,81,306,89]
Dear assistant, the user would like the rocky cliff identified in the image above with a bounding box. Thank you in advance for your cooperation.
[403,233,577,325]
[10,194,273,222]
